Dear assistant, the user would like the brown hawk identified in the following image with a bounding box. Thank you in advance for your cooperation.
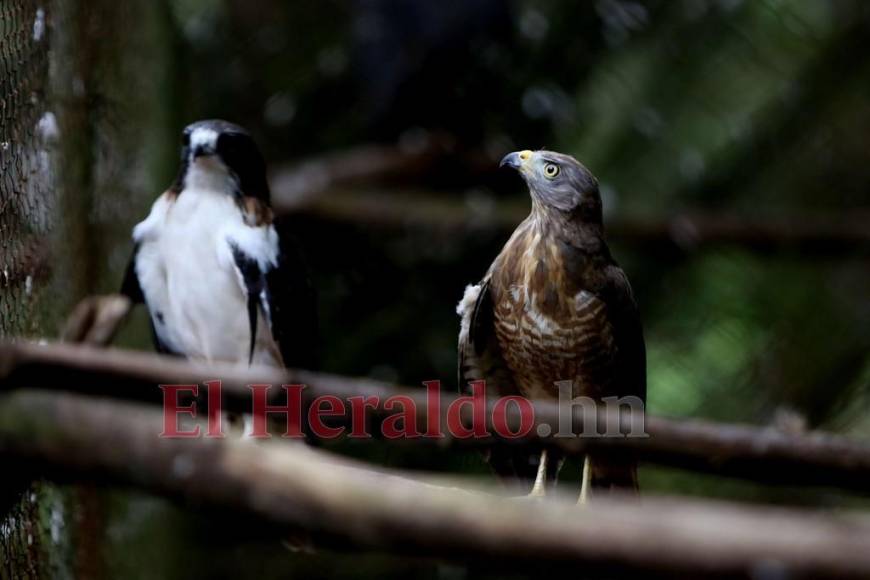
[458,149,646,499]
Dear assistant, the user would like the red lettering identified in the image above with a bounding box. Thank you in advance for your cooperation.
[249,384,305,438]
[447,381,488,439]
[382,395,421,439]
[492,396,534,439]
[308,395,346,439]
[347,395,379,438]
[160,385,201,438]
[424,380,443,438]
[204,380,225,438]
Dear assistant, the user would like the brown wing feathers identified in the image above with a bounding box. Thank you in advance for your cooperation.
[459,150,646,494]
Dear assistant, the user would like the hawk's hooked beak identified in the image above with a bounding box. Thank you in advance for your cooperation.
[499,150,533,172]
[193,144,216,159]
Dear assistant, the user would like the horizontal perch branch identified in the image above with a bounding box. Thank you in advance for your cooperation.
[276,187,870,253]
[3,389,870,579]
[268,141,870,253]
[269,139,457,208]
[2,340,870,492]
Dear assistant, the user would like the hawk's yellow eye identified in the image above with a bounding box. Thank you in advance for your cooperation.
[544,163,560,179]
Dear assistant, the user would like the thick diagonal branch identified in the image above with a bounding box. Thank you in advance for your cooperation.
[2,341,870,492]
[3,389,870,579]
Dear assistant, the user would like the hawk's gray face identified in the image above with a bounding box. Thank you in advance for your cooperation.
[500,150,599,213]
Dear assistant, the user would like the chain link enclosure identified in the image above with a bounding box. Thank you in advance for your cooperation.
[1,0,177,576]
[1,3,55,578]
[1,2,54,577]
[0,0,53,338]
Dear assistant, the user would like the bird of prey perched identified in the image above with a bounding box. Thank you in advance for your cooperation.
[121,120,316,371]
[458,149,645,499]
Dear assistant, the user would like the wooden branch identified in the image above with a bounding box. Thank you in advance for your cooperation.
[278,187,870,253]
[269,139,456,213]
[60,294,132,346]
[4,389,870,578]
[2,340,870,493]
[615,211,870,252]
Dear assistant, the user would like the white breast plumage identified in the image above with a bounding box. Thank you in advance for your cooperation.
[132,185,281,367]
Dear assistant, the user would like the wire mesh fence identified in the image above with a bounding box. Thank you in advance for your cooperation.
[0,3,56,578]
[0,0,53,339]
[1,0,176,573]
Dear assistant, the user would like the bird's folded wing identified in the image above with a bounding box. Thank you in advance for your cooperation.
[262,223,318,370]
[224,219,317,370]
[600,264,647,402]
[456,278,513,396]
[228,241,270,365]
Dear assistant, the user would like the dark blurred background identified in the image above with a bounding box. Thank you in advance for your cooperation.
[2,0,869,578]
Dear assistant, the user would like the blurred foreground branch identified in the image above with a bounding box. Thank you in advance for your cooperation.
[3,389,870,578]
[3,340,870,492]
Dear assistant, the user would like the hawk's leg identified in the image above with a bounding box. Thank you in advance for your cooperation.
[578,455,592,505]
[529,449,549,497]
[529,449,565,498]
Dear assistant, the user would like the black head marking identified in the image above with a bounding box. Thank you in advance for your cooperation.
[172,119,270,202]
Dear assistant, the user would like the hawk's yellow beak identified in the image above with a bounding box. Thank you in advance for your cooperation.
[500,150,533,172]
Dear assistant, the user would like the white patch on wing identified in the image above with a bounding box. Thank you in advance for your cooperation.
[132,173,282,367]
[457,284,480,347]
[457,283,482,385]
[457,283,481,318]
[457,283,484,347]
[457,281,513,393]
[221,221,279,272]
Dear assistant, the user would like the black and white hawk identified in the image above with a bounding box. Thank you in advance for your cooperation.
[121,120,316,372]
